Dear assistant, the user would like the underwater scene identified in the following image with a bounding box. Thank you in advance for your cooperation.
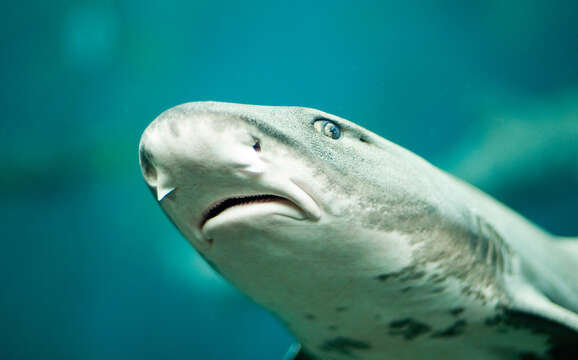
[1,1,577,359]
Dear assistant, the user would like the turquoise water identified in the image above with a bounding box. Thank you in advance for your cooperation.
[1,1,577,359]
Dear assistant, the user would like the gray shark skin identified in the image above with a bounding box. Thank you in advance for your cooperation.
[138,102,578,360]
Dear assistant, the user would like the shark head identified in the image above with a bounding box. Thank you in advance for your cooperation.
[138,101,428,305]
[137,101,506,356]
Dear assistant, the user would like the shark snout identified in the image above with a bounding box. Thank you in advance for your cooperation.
[138,110,270,202]
[138,146,176,201]
[139,102,322,248]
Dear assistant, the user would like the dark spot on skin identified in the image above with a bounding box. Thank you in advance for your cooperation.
[400,270,426,281]
[388,318,432,340]
[252,138,261,152]
[304,314,316,320]
[359,137,369,143]
[389,319,411,328]
[401,286,412,293]
[375,265,421,283]
[375,273,394,282]
[320,337,371,356]
[328,325,338,331]
[486,310,578,359]
[335,306,348,312]
[431,319,467,338]
[449,307,465,317]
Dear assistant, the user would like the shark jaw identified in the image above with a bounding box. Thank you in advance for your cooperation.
[192,169,322,247]
[200,194,304,229]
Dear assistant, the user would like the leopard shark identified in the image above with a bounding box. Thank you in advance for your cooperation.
[138,101,578,360]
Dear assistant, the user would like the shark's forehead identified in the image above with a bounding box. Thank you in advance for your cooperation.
[143,101,379,149]
[140,101,399,177]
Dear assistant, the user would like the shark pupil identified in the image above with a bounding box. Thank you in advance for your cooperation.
[317,120,341,139]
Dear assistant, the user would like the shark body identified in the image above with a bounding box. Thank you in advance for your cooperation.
[138,102,578,360]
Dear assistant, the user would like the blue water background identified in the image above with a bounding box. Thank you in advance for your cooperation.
[1,1,577,359]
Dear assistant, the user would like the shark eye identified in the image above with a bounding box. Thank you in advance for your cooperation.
[314,119,341,139]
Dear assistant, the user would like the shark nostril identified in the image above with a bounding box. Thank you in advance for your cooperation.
[144,163,157,184]
[139,147,158,185]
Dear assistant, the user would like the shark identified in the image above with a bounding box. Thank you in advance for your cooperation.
[138,101,578,360]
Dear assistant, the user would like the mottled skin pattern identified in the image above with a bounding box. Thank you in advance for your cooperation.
[138,102,578,359]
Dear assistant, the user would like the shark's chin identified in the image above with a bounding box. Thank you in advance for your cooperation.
[201,199,306,237]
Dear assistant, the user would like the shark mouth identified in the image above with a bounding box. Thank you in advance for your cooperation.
[199,194,300,229]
